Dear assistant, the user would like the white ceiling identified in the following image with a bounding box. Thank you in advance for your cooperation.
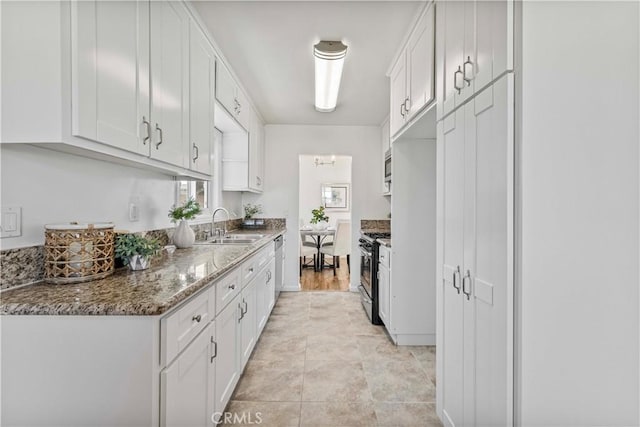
[192,1,424,126]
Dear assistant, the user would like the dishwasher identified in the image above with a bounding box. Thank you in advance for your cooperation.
[274,235,284,301]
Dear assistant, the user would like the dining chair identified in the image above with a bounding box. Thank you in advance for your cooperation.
[319,220,351,276]
[300,233,317,276]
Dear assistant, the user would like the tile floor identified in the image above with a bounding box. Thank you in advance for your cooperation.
[223,291,442,427]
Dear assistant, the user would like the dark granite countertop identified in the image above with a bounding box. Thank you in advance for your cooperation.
[0,228,285,316]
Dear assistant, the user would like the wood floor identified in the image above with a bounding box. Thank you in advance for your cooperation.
[300,256,350,291]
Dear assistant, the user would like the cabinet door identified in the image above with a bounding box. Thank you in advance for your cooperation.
[266,259,276,314]
[214,294,240,416]
[161,322,215,427]
[240,279,257,370]
[389,53,407,137]
[189,22,214,175]
[440,107,465,427]
[71,0,150,155]
[150,0,189,168]
[463,74,513,427]
[255,120,265,191]
[406,3,435,121]
[235,88,250,130]
[215,61,237,119]
[378,263,390,326]
[439,0,465,120]
[473,0,512,93]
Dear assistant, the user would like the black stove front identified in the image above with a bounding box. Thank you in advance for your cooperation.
[357,231,390,325]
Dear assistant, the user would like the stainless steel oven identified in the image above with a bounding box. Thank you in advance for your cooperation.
[358,233,383,325]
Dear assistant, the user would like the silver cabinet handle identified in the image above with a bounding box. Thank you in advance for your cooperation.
[462,270,471,300]
[155,123,163,149]
[452,266,461,294]
[243,300,248,315]
[400,103,405,118]
[404,97,410,114]
[249,267,254,273]
[238,302,244,322]
[228,284,236,290]
[142,116,150,145]
[463,56,473,86]
[192,314,202,323]
[193,143,199,162]
[454,66,464,94]
[210,337,217,363]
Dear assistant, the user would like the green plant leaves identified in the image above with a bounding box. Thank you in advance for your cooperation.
[168,198,202,223]
[114,234,160,265]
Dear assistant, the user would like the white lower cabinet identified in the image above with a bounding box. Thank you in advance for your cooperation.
[438,74,513,427]
[239,278,257,371]
[214,293,241,419]
[161,321,216,427]
[0,238,281,427]
[377,246,391,326]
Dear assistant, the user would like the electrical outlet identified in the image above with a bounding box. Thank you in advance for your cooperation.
[1,206,22,238]
[129,202,139,222]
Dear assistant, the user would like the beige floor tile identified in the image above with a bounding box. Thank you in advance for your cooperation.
[220,401,301,427]
[307,317,356,337]
[374,402,442,427]
[363,359,436,403]
[302,360,371,402]
[233,360,305,402]
[305,334,361,361]
[300,401,378,427]
[355,335,415,363]
[252,334,307,361]
[409,346,436,383]
[262,316,311,336]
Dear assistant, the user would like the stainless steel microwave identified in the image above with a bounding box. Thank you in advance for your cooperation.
[384,149,392,183]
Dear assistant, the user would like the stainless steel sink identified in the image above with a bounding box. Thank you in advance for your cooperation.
[195,234,265,245]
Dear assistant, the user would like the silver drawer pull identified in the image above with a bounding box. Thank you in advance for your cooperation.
[228,284,236,290]
[462,270,472,300]
[452,266,461,294]
[142,116,150,145]
[192,314,202,323]
[210,337,217,363]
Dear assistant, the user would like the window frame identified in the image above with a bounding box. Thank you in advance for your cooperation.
[174,178,213,225]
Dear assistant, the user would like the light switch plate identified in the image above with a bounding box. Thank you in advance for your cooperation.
[1,206,22,238]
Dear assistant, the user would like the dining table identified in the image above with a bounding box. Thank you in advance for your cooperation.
[300,228,336,271]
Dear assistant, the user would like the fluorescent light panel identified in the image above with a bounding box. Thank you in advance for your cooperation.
[314,41,347,113]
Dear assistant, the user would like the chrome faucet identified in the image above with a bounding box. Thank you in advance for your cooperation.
[212,207,230,238]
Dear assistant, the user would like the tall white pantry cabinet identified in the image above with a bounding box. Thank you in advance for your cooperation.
[435,1,639,426]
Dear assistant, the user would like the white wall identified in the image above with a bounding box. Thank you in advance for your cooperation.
[518,2,639,425]
[243,125,391,291]
[0,145,241,250]
[298,155,351,228]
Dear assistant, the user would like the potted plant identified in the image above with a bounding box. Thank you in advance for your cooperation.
[115,234,160,271]
[168,198,202,248]
[243,203,263,220]
[310,206,330,230]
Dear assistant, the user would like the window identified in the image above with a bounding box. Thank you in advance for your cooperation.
[175,180,212,222]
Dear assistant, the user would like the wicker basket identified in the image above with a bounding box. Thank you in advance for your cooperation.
[44,222,115,284]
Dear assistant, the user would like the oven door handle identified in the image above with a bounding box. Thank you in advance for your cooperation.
[358,285,372,304]
[359,248,372,257]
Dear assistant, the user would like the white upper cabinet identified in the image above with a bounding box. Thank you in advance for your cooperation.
[71,0,150,156]
[389,2,436,137]
[248,110,265,192]
[389,52,408,137]
[436,0,513,121]
[149,1,189,168]
[189,21,214,175]
[406,4,435,120]
[215,61,250,130]
[221,105,264,193]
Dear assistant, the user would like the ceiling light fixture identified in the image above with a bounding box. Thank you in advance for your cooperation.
[314,41,348,113]
[315,155,336,167]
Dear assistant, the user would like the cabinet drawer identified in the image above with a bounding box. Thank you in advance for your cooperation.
[216,269,241,315]
[379,246,391,269]
[255,244,274,273]
[161,285,215,366]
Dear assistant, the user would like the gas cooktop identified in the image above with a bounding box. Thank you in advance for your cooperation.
[361,231,391,241]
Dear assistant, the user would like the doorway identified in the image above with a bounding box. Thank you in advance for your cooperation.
[298,155,352,291]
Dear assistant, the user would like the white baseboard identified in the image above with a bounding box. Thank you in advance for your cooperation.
[282,285,301,292]
[391,333,436,346]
